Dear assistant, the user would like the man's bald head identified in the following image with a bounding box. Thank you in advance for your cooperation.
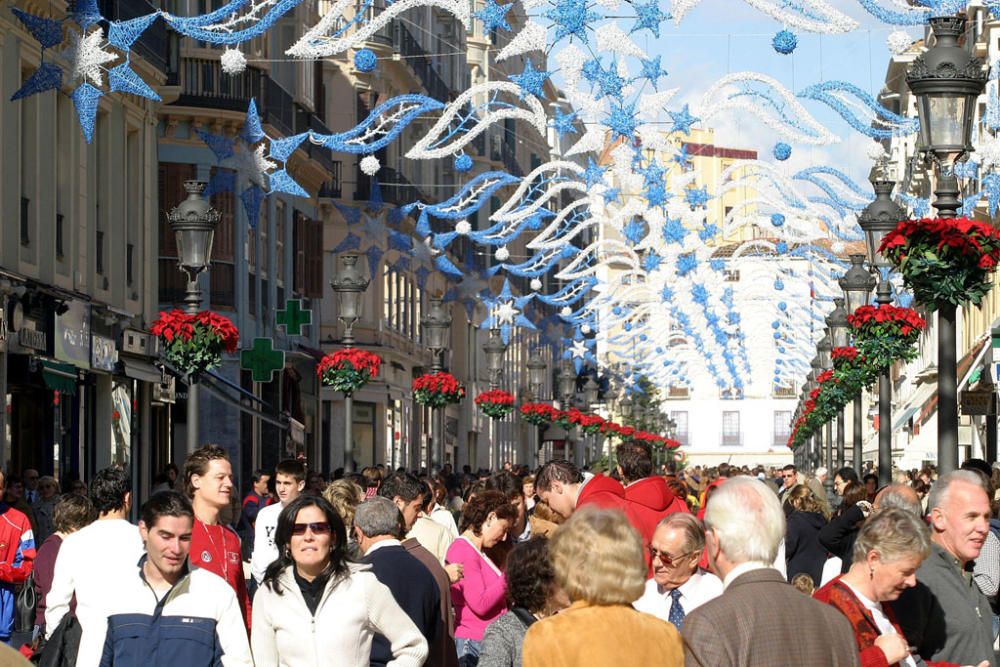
[874,483,922,517]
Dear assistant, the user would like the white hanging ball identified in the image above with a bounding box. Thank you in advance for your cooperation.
[455,219,472,235]
[866,142,886,162]
[530,278,542,291]
[221,48,247,74]
[360,155,381,176]
[495,246,510,261]
[887,31,912,56]
[581,324,591,334]
[560,306,573,317]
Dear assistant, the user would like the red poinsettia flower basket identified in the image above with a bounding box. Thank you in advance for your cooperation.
[413,372,465,408]
[152,309,239,377]
[556,408,606,435]
[317,348,382,395]
[880,217,1000,311]
[475,390,516,420]
[848,304,925,370]
[519,403,560,427]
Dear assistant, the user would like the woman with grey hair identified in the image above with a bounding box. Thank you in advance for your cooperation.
[814,508,980,667]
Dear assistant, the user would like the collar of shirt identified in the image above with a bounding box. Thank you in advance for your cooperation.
[722,561,773,590]
[293,568,330,598]
[366,538,402,556]
[658,570,700,599]
[516,520,532,543]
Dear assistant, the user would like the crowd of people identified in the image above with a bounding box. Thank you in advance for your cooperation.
[0,444,995,665]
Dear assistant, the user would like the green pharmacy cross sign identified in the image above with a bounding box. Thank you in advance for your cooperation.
[277,299,312,336]
[241,338,286,383]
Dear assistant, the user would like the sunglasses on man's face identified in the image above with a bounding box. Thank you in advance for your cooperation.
[648,546,695,568]
[291,522,331,536]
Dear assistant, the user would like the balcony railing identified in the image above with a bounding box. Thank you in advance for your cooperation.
[394,23,453,102]
[168,57,337,176]
[501,140,522,177]
[319,161,343,198]
[99,0,168,72]
[721,434,743,447]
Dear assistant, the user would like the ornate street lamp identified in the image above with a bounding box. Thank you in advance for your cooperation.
[582,376,599,408]
[618,393,634,422]
[331,252,370,347]
[526,352,547,400]
[857,180,906,269]
[907,15,989,474]
[839,256,875,475]
[817,333,833,371]
[826,300,850,469]
[874,277,895,486]
[167,180,221,454]
[330,251,371,473]
[839,254,876,317]
[483,329,509,390]
[421,297,452,373]
[557,360,581,466]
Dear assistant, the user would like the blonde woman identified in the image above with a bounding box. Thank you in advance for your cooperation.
[521,507,683,667]
[785,483,830,588]
[323,479,364,559]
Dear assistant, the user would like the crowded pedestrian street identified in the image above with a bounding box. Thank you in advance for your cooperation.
[5,0,1000,664]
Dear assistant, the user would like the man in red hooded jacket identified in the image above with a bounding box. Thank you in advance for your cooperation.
[616,442,690,573]
[535,460,626,520]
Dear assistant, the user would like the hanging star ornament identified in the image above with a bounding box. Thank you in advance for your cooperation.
[630,0,669,37]
[668,104,699,135]
[480,279,537,344]
[563,330,596,373]
[475,0,514,32]
[638,56,669,90]
[60,27,118,87]
[509,59,551,100]
[545,0,599,44]
[551,108,579,138]
[603,101,639,140]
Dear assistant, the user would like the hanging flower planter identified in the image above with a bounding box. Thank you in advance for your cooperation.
[317,348,382,395]
[413,372,465,408]
[848,304,925,371]
[556,408,606,435]
[475,389,516,420]
[152,309,239,377]
[519,403,560,427]
[880,217,1000,311]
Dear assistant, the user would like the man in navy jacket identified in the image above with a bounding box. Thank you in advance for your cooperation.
[356,497,441,667]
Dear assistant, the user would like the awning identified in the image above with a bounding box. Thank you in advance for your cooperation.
[118,357,163,384]
[41,360,78,395]
[893,381,937,432]
[915,336,989,428]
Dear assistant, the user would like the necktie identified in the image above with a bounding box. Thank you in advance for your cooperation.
[668,588,685,629]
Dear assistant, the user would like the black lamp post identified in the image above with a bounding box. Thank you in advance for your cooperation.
[483,329,509,469]
[421,297,452,471]
[526,352,547,465]
[858,179,906,270]
[331,252,371,473]
[557,360,580,466]
[817,333,835,483]
[839,254,876,475]
[826,299,849,468]
[907,15,988,475]
[581,376,599,463]
[167,180,221,454]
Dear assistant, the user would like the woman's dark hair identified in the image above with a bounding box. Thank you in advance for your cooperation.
[506,538,554,613]
[262,495,349,595]
[459,490,517,535]
[89,466,131,515]
[840,481,867,510]
[486,471,524,503]
[52,493,97,534]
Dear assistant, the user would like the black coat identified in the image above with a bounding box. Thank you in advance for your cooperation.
[363,543,442,667]
[818,504,864,573]
[785,511,829,587]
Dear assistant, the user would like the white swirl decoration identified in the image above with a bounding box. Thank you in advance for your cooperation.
[671,0,856,32]
[405,82,548,160]
[697,72,838,145]
[288,0,470,58]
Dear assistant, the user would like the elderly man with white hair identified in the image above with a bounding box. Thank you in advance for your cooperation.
[681,477,860,666]
[890,470,995,667]
[633,513,722,629]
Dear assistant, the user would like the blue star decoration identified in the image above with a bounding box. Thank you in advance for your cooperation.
[685,186,710,209]
[562,330,596,373]
[630,0,669,38]
[581,157,608,187]
[662,218,687,244]
[668,104,699,135]
[509,59,550,100]
[673,143,691,168]
[603,101,639,140]
[545,0,599,44]
[592,59,626,101]
[550,108,578,139]
[10,5,160,143]
[480,279,537,345]
[637,56,669,90]
[198,100,308,230]
[475,0,514,32]
[602,186,621,204]
[622,218,648,246]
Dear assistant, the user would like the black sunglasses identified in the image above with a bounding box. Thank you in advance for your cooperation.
[291,521,331,536]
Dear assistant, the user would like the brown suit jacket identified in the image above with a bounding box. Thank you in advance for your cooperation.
[682,568,861,667]
[403,537,459,667]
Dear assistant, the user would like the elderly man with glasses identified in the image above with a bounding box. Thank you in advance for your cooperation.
[633,513,722,630]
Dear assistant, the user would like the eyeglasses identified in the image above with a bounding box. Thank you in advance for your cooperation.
[291,522,331,536]
[648,546,695,567]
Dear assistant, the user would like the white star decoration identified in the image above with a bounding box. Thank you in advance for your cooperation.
[569,338,590,359]
[494,300,519,325]
[60,28,118,88]
[227,144,276,188]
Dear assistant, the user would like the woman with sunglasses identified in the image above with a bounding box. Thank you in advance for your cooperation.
[251,495,428,666]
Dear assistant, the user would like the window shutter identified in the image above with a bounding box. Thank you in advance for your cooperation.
[304,218,323,298]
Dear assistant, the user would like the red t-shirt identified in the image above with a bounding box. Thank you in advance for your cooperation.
[192,519,251,629]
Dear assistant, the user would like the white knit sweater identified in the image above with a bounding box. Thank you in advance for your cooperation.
[250,564,428,667]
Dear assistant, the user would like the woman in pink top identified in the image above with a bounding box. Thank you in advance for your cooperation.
[446,490,518,667]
